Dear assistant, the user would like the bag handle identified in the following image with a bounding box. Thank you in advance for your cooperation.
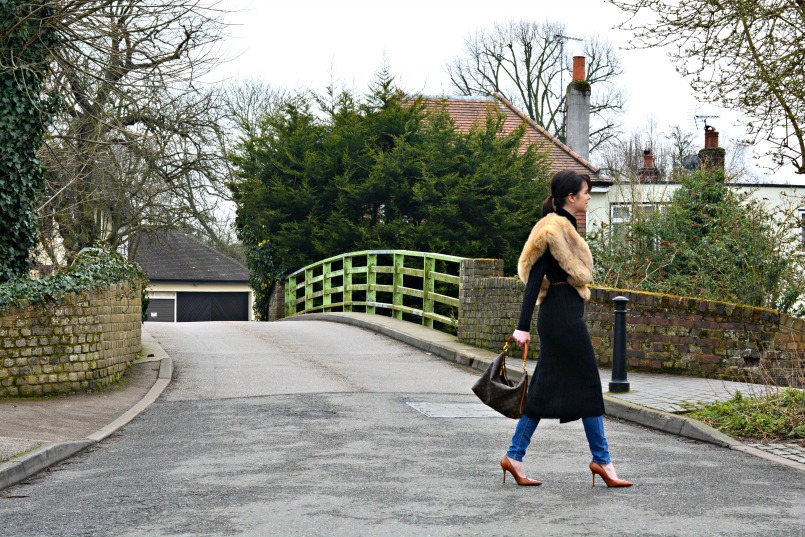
[503,335,528,374]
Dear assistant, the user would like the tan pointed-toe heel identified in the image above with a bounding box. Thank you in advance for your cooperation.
[500,456,542,486]
[589,462,632,487]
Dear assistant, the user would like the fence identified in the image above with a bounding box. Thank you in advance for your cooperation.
[284,250,466,329]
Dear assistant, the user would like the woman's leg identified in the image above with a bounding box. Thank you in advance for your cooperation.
[582,415,611,465]
[506,414,540,461]
[583,416,632,486]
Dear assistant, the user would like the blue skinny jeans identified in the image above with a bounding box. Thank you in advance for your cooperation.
[506,414,611,465]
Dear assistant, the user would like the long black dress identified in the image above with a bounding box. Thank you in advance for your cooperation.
[516,208,604,422]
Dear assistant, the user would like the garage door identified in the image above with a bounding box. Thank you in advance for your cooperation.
[145,298,175,322]
[177,292,249,322]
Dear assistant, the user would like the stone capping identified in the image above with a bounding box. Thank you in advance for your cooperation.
[0,280,142,396]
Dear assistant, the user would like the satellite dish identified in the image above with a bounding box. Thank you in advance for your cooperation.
[682,154,699,171]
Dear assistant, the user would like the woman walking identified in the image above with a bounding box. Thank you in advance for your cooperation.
[499,170,633,488]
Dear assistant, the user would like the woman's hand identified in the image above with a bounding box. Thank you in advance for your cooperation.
[512,329,531,347]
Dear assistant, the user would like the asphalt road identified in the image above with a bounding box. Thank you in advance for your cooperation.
[1,320,803,536]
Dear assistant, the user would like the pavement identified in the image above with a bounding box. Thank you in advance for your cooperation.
[1,313,803,492]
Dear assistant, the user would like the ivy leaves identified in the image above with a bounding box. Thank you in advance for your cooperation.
[0,0,59,282]
[0,248,146,314]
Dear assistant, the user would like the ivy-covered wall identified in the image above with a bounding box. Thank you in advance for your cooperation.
[0,1,59,281]
[458,261,805,388]
[0,281,142,396]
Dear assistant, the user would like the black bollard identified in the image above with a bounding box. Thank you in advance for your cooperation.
[609,296,630,393]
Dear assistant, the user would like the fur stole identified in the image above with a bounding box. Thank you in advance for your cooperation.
[517,213,593,304]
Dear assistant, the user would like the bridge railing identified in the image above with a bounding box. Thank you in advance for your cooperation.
[284,250,467,329]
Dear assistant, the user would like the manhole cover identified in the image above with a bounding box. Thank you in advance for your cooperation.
[406,402,503,418]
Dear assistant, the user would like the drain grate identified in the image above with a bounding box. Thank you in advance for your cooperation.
[406,401,503,418]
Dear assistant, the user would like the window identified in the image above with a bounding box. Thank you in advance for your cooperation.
[610,202,666,228]
[609,203,667,249]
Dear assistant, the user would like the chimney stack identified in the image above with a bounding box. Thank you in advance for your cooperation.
[643,150,654,168]
[565,56,591,161]
[638,149,660,183]
[698,125,725,170]
[704,125,719,148]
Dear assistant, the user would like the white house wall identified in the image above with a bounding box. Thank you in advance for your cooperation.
[588,182,680,233]
[588,182,804,234]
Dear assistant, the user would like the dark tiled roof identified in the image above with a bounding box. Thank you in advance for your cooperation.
[134,232,249,283]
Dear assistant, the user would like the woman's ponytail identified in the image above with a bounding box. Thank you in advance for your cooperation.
[541,195,555,217]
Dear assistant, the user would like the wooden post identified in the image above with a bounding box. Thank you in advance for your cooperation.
[366,253,377,315]
[285,275,296,317]
[392,252,404,320]
[343,255,353,312]
[422,256,435,328]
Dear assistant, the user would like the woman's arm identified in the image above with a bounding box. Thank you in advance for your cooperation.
[512,254,548,346]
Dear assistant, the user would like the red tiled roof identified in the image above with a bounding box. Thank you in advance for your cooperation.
[418,94,599,177]
[418,94,598,231]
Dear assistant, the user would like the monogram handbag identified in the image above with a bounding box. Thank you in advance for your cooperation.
[472,336,529,419]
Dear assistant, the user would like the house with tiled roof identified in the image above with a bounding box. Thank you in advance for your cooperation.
[587,128,805,243]
[133,232,253,322]
[419,92,604,232]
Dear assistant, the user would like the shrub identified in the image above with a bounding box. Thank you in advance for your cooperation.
[589,169,804,314]
[0,248,146,315]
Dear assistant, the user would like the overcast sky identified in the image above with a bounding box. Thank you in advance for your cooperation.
[212,0,800,183]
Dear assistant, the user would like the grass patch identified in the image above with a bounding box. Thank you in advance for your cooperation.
[686,388,805,445]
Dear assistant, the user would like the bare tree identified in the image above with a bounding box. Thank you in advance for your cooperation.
[597,118,672,181]
[26,0,233,263]
[599,121,752,184]
[445,19,625,153]
[220,78,287,145]
[608,0,805,175]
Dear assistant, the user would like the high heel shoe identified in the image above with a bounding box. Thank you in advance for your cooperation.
[500,456,542,486]
[589,462,633,487]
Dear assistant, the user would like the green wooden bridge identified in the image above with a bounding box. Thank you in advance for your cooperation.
[284,250,467,329]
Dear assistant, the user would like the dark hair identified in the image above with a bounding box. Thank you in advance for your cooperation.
[541,170,592,217]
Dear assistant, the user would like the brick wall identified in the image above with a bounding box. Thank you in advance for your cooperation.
[458,268,805,388]
[458,258,539,360]
[0,281,142,397]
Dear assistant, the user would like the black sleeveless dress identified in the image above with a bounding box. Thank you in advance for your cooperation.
[516,209,605,422]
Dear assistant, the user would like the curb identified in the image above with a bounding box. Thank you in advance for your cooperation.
[0,440,93,491]
[0,333,172,492]
[284,312,804,470]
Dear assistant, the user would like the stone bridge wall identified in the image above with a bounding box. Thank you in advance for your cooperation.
[0,281,142,396]
[458,259,805,388]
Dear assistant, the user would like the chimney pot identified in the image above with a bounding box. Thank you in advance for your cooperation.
[704,125,719,148]
[643,149,654,168]
[572,56,585,82]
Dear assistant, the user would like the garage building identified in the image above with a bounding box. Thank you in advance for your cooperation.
[134,232,253,322]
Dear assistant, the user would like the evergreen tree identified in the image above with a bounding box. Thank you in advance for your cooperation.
[230,74,551,312]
